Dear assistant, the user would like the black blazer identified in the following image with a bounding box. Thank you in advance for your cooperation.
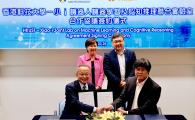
[103,49,136,99]
[112,76,161,114]
[60,80,95,118]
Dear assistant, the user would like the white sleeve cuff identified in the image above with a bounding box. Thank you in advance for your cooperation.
[93,107,96,112]
[126,111,128,114]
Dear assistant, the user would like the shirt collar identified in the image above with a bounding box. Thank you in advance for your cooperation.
[84,53,99,61]
[136,76,148,86]
[79,82,88,90]
[115,49,125,55]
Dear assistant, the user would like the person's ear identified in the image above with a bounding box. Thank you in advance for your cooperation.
[86,47,89,52]
[76,71,79,77]
[112,41,115,47]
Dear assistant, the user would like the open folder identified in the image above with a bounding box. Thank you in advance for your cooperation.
[78,90,113,107]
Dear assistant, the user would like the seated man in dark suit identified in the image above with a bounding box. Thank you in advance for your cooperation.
[60,64,102,119]
[104,58,161,114]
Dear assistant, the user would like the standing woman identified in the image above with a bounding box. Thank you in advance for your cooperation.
[77,38,104,90]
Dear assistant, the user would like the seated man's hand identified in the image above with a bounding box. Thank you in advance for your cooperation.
[117,107,128,115]
[95,107,104,114]
[103,104,113,111]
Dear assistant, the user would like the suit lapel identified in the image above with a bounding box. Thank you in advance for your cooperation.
[138,77,151,103]
[130,78,137,97]
[124,50,129,77]
[74,80,82,91]
[126,77,137,109]
[88,83,92,90]
[124,50,128,65]
[112,50,120,74]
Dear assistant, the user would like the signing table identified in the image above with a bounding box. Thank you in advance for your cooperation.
[32,114,187,120]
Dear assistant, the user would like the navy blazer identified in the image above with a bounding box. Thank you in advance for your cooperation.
[60,80,95,118]
[112,77,161,114]
[103,49,136,99]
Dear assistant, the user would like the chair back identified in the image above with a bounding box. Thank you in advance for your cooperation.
[158,106,162,115]
[58,100,65,116]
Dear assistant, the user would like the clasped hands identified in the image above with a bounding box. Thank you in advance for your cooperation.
[95,105,127,115]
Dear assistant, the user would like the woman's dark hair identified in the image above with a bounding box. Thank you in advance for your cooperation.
[134,58,151,72]
[85,38,98,48]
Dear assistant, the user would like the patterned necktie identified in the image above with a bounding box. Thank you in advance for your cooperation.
[83,84,86,90]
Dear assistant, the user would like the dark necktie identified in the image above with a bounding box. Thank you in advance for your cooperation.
[91,61,95,86]
[83,84,86,90]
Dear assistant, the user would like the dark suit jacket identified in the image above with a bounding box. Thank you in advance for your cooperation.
[103,49,136,100]
[112,76,161,114]
[60,80,95,118]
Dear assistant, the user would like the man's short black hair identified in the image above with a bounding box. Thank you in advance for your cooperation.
[134,58,151,72]
[111,32,124,41]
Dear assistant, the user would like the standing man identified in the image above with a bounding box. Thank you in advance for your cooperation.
[103,33,136,100]
[60,65,102,119]
[104,58,161,115]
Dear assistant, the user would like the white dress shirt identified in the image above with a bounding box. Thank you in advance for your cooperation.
[131,77,148,109]
[79,82,88,90]
[117,51,126,80]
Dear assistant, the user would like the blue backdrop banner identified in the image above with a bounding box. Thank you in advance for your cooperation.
[0,0,195,48]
